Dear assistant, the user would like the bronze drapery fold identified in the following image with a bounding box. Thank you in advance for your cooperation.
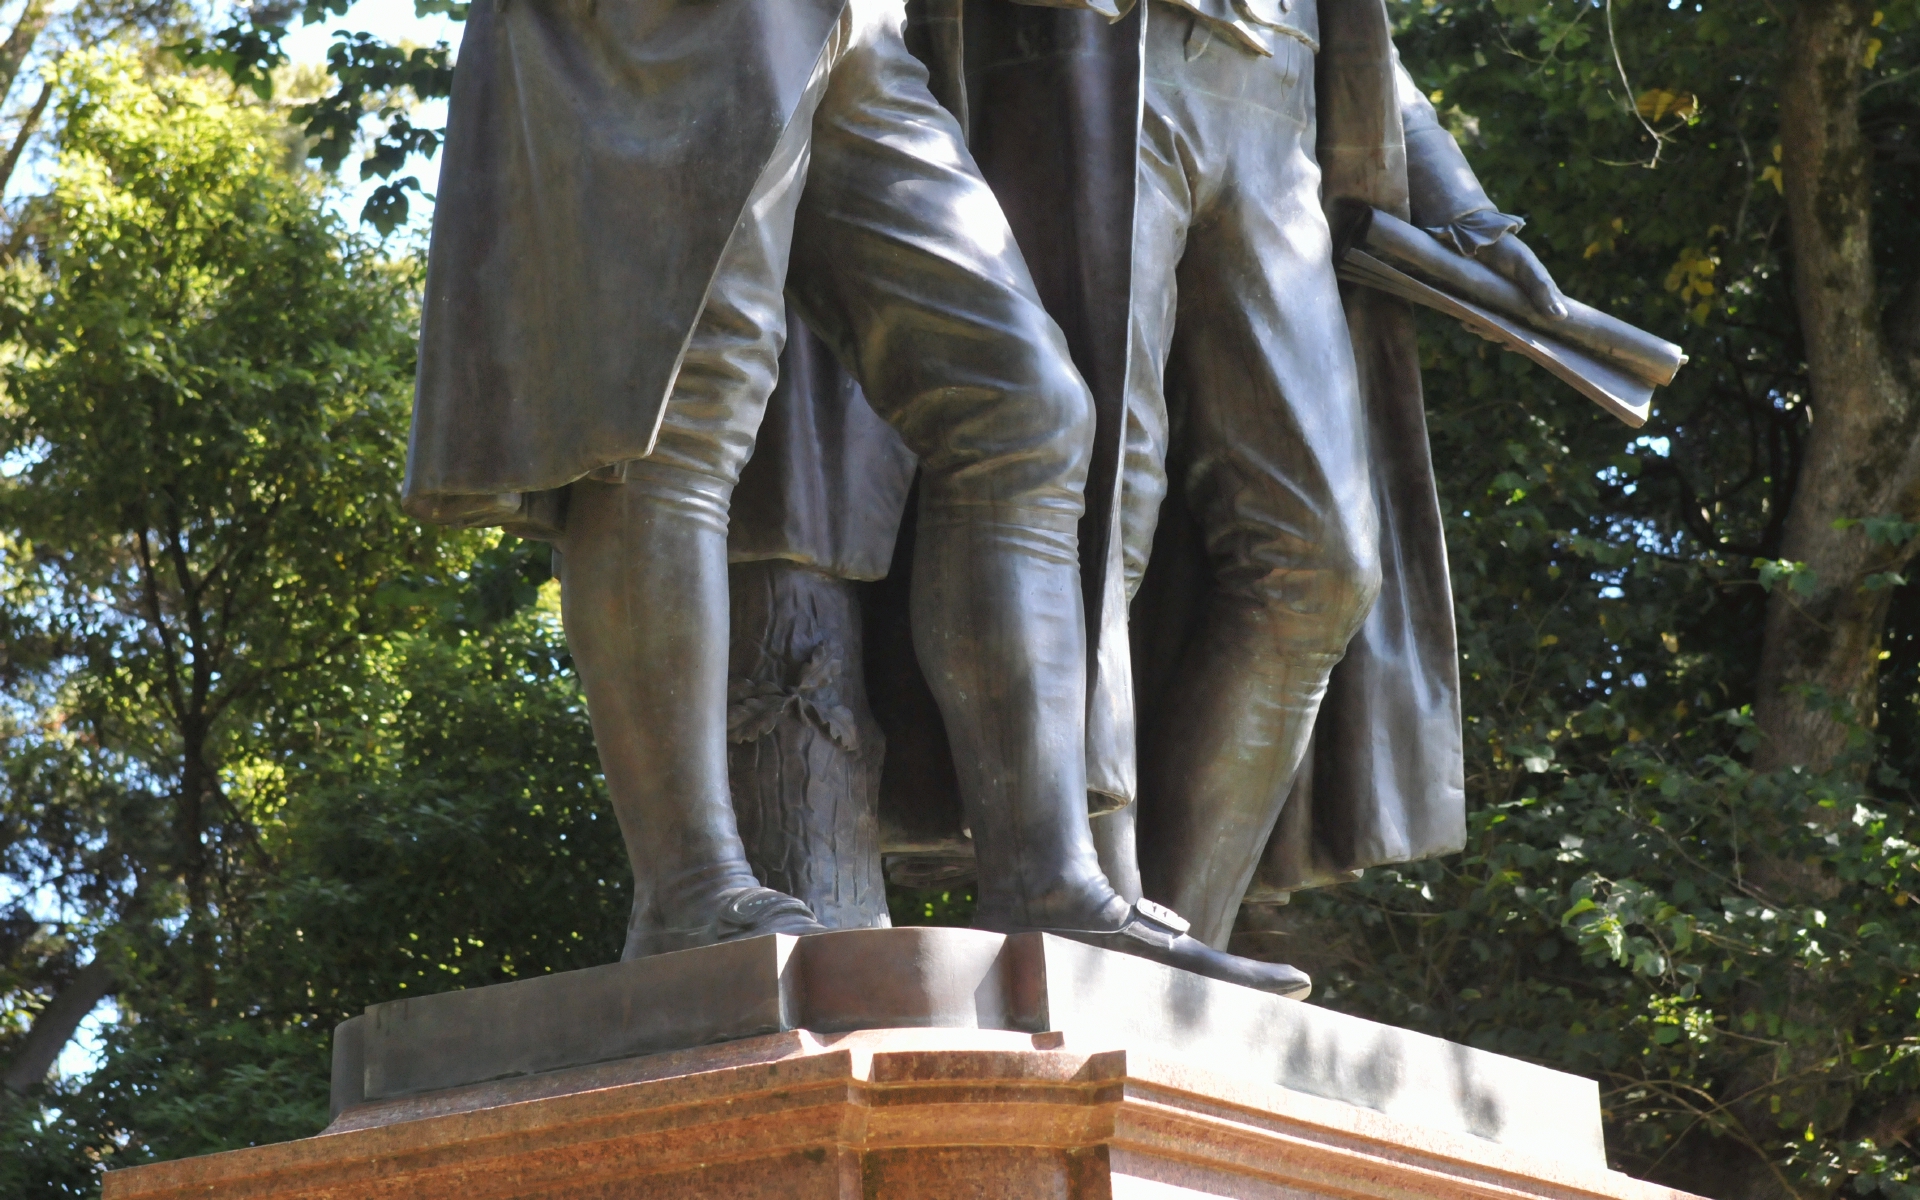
[953,0,1145,808]
[405,0,848,510]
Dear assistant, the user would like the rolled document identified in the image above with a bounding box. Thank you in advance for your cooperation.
[1338,250,1651,427]
[1363,208,1684,385]
[1333,203,1686,428]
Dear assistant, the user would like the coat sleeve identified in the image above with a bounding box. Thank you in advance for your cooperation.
[1393,48,1526,257]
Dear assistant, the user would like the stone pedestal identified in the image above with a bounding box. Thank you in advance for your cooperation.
[102,929,1702,1200]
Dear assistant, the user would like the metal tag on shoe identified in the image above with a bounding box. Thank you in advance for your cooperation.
[721,887,808,923]
[1136,899,1192,935]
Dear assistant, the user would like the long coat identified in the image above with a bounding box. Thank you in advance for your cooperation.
[925,0,1470,893]
[403,0,850,519]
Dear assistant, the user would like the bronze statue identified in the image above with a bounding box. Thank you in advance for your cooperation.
[924,0,1578,948]
[714,0,1678,957]
[402,0,1312,995]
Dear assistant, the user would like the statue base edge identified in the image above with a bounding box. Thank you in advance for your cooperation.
[101,1025,1701,1200]
[322,927,1605,1164]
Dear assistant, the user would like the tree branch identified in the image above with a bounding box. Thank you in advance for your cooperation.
[0,959,115,1098]
[134,527,190,728]
[0,79,50,200]
[0,0,50,109]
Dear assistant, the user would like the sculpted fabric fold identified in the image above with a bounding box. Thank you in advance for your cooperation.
[405,0,848,513]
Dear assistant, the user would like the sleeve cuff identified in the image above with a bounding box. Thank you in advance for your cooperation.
[1423,207,1526,258]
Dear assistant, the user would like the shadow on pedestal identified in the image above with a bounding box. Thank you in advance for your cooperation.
[103,929,1717,1200]
[328,926,1600,1165]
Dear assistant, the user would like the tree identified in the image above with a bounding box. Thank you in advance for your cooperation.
[0,43,461,1117]
[0,0,196,242]
[0,54,637,1192]
[1755,0,1920,774]
[178,0,458,234]
[4,578,630,1192]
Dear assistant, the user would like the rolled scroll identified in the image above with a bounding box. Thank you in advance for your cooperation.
[1334,203,1686,428]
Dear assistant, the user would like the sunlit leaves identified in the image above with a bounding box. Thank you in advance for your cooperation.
[1663,246,1718,325]
[179,1,460,233]
[1635,88,1699,123]
[0,46,481,1187]
[1757,558,1820,596]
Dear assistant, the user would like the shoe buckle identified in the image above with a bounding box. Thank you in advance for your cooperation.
[724,890,777,919]
[1136,899,1191,935]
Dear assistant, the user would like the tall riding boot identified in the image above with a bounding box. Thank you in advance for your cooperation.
[560,469,826,959]
[1137,595,1347,949]
[910,510,1311,998]
[908,512,1118,930]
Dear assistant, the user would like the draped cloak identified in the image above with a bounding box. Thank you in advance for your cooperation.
[403,0,850,518]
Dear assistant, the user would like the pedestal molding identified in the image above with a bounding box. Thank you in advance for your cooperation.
[106,1029,1696,1200]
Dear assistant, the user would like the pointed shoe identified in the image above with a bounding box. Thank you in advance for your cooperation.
[624,885,828,959]
[1011,900,1312,1000]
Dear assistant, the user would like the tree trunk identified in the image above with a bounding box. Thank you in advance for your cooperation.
[1716,8,1920,1194]
[727,560,891,929]
[0,80,52,197]
[0,0,50,105]
[0,0,51,215]
[0,959,115,1098]
[1754,0,1920,773]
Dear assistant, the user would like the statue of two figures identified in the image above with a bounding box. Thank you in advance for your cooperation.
[402,0,1646,997]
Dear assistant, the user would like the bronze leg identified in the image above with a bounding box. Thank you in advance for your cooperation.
[784,7,1128,931]
[562,473,783,957]
[1126,16,1381,949]
[557,29,840,958]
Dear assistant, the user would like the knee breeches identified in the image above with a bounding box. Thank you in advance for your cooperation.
[613,0,1092,554]
[1121,2,1381,651]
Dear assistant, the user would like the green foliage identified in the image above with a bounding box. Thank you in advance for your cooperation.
[0,44,442,800]
[888,885,978,927]
[175,0,460,233]
[0,46,626,1194]
[0,43,463,1014]
[21,1018,334,1175]
[1256,2,1920,1195]
[1292,735,1920,1194]
[243,592,627,1020]
[2,599,628,1187]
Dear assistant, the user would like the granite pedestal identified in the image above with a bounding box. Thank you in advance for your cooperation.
[102,928,1700,1200]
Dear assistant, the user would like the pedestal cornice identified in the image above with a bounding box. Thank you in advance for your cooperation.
[104,1027,1698,1200]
